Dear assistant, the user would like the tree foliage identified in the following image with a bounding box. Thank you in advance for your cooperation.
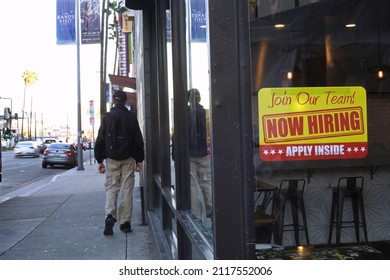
[107,1,128,41]
[22,70,38,86]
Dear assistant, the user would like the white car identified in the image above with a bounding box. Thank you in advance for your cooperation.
[13,141,40,158]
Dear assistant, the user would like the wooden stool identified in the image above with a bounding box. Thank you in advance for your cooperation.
[275,179,310,245]
[328,176,368,244]
[254,196,284,244]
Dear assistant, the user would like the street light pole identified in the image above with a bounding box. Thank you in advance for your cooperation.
[76,0,84,171]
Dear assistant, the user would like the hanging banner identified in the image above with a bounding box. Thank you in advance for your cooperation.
[56,0,76,45]
[190,0,206,42]
[80,0,101,44]
[89,100,95,126]
[258,86,368,161]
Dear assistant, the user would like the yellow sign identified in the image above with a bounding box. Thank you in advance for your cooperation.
[258,87,367,161]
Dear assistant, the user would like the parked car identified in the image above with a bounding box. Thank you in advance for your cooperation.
[42,143,78,168]
[35,140,46,154]
[14,141,40,158]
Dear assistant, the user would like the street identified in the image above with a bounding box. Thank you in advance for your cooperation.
[0,149,95,197]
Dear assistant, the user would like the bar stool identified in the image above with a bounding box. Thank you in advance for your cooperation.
[254,196,285,244]
[328,176,368,244]
[275,179,310,245]
[254,181,278,213]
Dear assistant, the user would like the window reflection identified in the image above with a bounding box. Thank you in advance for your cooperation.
[188,88,212,222]
[166,7,175,189]
[187,0,212,231]
[190,0,207,41]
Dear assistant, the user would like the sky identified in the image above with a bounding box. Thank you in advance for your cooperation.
[0,0,110,135]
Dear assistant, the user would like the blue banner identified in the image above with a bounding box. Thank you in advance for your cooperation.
[190,0,206,42]
[80,0,101,44]
[56,0,76,45]
[166,0,206,42]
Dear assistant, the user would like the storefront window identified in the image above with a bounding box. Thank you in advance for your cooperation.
[186,0,213,232]
[166,3,175,181]
[250,0,390,247]
[167,0,213,258]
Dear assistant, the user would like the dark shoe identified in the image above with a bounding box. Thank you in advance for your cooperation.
[120,222,132,233]
[103,214,116,236]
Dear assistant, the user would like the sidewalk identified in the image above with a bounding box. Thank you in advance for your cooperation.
[0,161,160,260]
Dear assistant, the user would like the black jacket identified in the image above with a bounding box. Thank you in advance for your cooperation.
[171,103,208,160]
[189,103,208,157]
[94,105,144,163]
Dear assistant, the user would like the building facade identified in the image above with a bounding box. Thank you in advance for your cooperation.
[126,0,390,259]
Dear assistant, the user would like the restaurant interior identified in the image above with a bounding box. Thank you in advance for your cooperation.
[250,0,390,259]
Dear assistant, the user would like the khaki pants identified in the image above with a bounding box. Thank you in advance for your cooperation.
[190,155,212,220]
[104,157,136,224]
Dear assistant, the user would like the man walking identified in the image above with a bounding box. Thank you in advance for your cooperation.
[94,90,144,235]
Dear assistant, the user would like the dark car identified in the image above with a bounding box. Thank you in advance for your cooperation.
[43,139,57,150]
[42,143,77,168]
[35,140,46,154]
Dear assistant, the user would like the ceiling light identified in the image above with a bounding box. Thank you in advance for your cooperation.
[274,24,285,28]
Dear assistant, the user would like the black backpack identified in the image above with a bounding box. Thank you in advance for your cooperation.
[105,110,130,160]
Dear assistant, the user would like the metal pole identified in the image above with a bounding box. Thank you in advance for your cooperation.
[34,112,36,140]
[140,185,146,225]
[41,113,43,140]
[76,0,84,170]
[100,0,109,122]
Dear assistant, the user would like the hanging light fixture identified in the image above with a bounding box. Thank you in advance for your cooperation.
[378,69,384,79]
[286,31,294,80]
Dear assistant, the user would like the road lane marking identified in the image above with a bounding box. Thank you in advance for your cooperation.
[0,176,61,204]
[0,197,11,204]
[51,175,61,183]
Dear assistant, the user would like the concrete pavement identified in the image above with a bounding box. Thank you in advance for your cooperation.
[0,160,160,260]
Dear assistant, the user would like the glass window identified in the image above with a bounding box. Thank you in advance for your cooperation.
[166,2,175,182]
[168,0,213,259]
[250,0,390,247]
[186,0,213,233]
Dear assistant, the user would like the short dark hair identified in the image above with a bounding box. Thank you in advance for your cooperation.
[112,90,127,104]
[188,88,200,103]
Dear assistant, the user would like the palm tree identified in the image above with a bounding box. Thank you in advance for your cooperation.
[21,70,38,140]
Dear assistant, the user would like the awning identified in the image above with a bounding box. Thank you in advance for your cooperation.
[125,0,152,10]
[108,74,136,90]
[108,74,137,106]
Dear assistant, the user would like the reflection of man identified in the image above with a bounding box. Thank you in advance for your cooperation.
[188,88,212,221]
